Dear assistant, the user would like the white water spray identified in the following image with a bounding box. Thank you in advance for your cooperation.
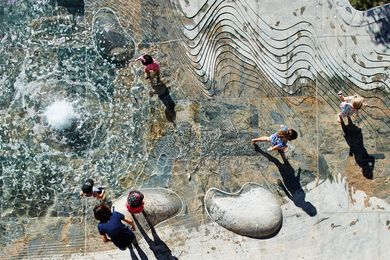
[43,100,79,131]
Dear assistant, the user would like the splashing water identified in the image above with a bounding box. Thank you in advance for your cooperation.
[43,100,79,131]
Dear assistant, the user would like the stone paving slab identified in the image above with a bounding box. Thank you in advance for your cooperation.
[0,0,389,259]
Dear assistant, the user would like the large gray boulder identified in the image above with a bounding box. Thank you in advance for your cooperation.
[92,8,135,65]
[112,188,183,236]
[205,182,282,238]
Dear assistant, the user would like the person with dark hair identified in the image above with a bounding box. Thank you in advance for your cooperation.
[93,205,139,250]
[252,125,298,153]
[126,190,145,214]
[80,179,105,200]
[135,54,161,84]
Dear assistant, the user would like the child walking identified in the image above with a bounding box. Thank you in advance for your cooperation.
[80,179,106,200]
[337,91,366,123]
[136,54,161,84]
[252,125,298,153]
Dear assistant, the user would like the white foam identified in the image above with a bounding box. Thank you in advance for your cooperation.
[43,100,79,131]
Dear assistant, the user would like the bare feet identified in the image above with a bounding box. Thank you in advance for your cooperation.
[275,146,288,154]
[337,114,342,123]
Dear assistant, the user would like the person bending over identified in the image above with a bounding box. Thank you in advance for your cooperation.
[80,179,105,200]
[252,125,298,153]
[93,204,138,250]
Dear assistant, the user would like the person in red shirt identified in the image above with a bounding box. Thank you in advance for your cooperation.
[136,54,161,84]
[126,190,144,214]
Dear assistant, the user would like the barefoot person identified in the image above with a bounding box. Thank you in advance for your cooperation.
[252,125,297,153]
[136,54,161,84]
[337,91,367,123]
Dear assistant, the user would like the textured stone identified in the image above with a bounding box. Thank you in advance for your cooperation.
[1,0,389,258]
[205,183,282,238]
[92,8,135,65]
[112,188,183,231]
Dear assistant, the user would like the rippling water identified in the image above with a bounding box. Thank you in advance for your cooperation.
[0,0,142,246]
[1,0,389,255]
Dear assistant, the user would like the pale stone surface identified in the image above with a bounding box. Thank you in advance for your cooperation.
[73,179,390,259]
[0,0,389,259]
[205,183,282,238]
[112,188,183,229]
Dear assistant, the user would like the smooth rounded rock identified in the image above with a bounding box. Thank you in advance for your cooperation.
[205,182,282,238]
[92,8,135,65]
[112,188,183,235]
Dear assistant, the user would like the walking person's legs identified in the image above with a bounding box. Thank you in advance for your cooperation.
[129,246,139,260]
[252,136,270,144]
[149,71,160,85]
[129,238,149,260]
[131,237,139,247]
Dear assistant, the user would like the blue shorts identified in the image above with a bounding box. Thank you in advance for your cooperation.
[269,133,287,149]
[339,102,355,117]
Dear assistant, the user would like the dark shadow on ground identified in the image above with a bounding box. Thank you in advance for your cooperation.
[129,245,148,260]
[56,0,84,15]
[254,144,317,217]
[341,116,378,179]
[150,81,176,125]
[132,212,178,260]
[363,4,390,45]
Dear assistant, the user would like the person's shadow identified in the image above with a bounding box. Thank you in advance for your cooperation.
[129,244,148,260]
[132,212,178,260]
[150,81,176,125]
[254,144,317,217]
[341,116,375,179]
